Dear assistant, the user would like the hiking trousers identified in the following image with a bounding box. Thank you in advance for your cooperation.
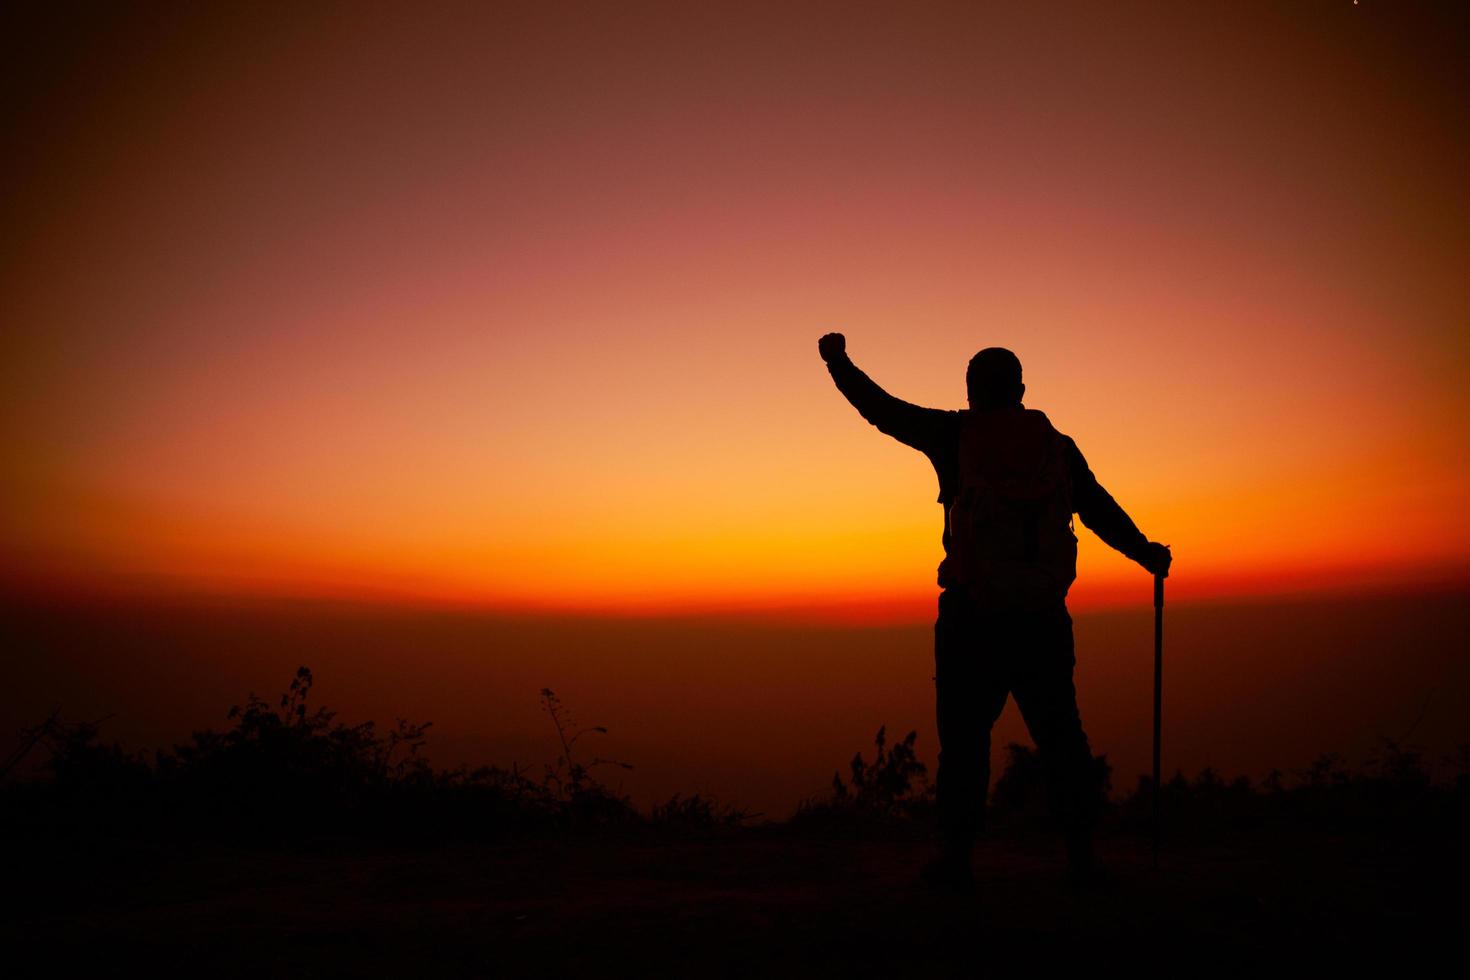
[933,587,1101,848]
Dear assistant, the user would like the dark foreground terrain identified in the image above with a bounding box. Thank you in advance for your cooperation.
[6,822,1462,977]
[5,659,1468,976]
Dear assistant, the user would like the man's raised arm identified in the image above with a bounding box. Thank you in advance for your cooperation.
[818,333,951,454]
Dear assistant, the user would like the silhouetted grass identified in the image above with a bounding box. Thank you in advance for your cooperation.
[0,667,751,846]
[5,667,1466,851]
[788,726,936,838]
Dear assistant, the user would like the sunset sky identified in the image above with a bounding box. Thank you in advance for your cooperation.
[5,1,1468,621]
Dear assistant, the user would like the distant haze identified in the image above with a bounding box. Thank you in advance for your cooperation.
[7,590,1467,817]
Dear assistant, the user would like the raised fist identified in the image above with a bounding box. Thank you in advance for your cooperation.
[818,332,846,363]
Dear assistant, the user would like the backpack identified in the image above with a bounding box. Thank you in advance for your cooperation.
[945,408,1077,609]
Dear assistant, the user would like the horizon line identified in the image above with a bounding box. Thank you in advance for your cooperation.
[4,557,1468,626]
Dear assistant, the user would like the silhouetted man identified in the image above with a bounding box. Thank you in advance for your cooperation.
[818,333,1171,893]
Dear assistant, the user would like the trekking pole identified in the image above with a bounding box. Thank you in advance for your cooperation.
[1151,572,1164,869]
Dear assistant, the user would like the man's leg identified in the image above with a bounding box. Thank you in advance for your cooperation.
[932,589,1011,868]
[1009,604,1103,878]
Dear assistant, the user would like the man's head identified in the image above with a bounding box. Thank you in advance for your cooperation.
[966,347,1024,409]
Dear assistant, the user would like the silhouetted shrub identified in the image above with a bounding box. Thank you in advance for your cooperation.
[649,792,753,831]
[790,726,934,833]
[153,667,438,831]
[1296,751,1353,790]
[831,726,931,813]
[22,714,154,822]
[10,673,1469,849]
[1113,734,1469,842]
[1366,738,1430,791]
[1,668,644,843]
[536,687,638,828]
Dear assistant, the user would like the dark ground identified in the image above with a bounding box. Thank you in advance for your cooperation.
[5,823,1462,977]
[6,589,1467,975]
